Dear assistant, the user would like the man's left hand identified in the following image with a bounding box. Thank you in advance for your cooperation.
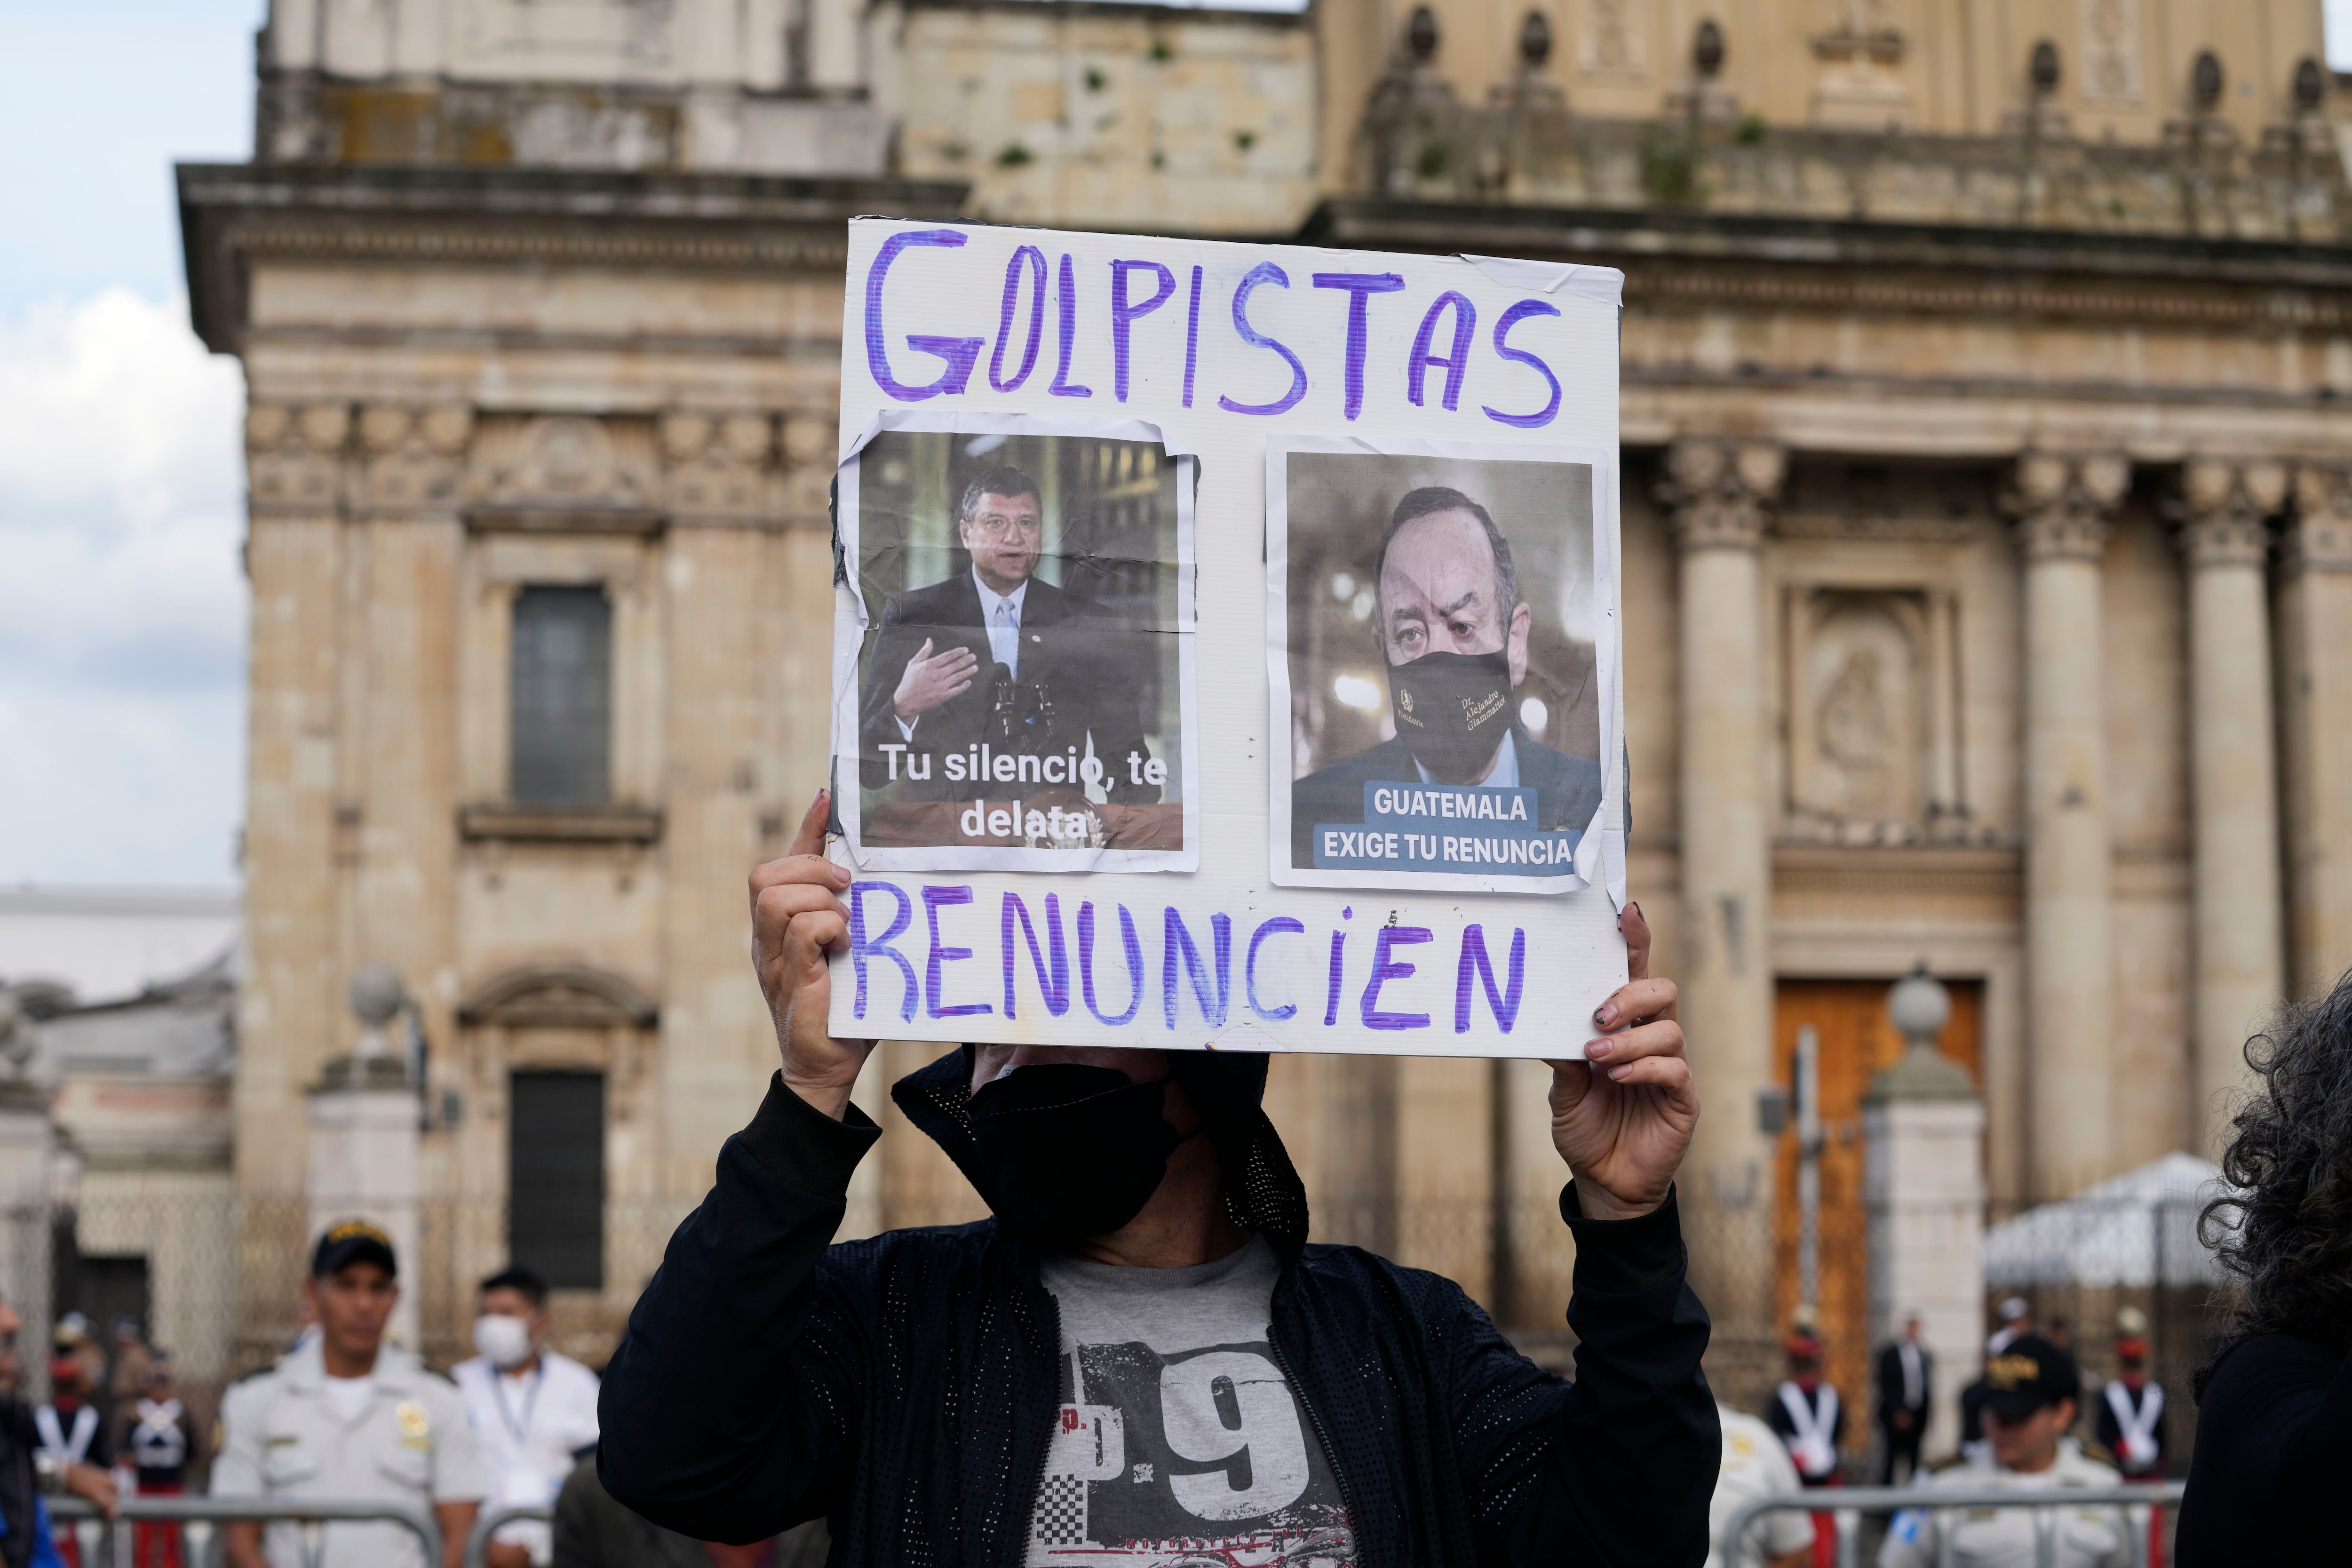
[1546,902,1698,1221]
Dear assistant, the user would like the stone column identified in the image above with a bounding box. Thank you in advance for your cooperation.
[1864,970,1984,1460]
[2278,469,2352,1000]
[1659,438,1785,1360]
[308,967,423,1351]
[2177,459,2288,1152]
[2008,452,2127,1200]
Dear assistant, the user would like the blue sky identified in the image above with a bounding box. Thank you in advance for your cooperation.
[0,0,260,889]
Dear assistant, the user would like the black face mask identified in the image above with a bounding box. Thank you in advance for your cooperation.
[967,1064,1186,1243]
[1387,648,1515,783]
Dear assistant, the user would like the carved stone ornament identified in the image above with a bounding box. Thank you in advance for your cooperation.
[661,409,779,518]
[781,412,834,470]
[1812,0,1904,66]
[1579,0,1644,74]
[2005,451,2129,560]
[457,963,660,1030]
[358,403,474,513]
[2286,466,2352,575]
[472,414,653,509]
[1658,438,1786,551]
[246,401,351,512]
[2080,0,2143,105]
[2175,457,2285,568]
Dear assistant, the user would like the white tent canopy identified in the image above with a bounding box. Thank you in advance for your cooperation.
[1983,1152,2233,1289]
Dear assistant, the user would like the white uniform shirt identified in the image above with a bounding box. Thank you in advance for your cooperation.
[452,1352,601,1565]
[1708,1407,1815,1568]
[1877,1440,2129,1568]
[213,1341,484,1568]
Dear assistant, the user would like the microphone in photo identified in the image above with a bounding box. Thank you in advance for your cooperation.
[987,662,1018,747]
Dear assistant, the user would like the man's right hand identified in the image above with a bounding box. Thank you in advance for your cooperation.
[893,637,978,725]
[751,791,875,1120]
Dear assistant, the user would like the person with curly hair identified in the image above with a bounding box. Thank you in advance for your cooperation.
[2173,970,2352,1564]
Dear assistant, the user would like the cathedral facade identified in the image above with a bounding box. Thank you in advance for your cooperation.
[186,0,2352,1417]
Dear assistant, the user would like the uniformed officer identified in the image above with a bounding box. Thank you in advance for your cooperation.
[1765,1330,1845,1568]
[213,1222,483,1568]
[1877,1336,2129,1568]
[122,1359,192,1568]
[2094,1309,2169,1568]
[1708,1403,1814,1568]
[2093,1308,2165,1481]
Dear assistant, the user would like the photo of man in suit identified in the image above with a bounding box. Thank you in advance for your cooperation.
[858,465,1162,809]
[1288,485,1603,869]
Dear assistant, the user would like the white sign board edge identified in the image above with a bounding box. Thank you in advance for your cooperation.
[825,218,1629,1060]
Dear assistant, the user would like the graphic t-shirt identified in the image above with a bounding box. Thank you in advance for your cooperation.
[1025,1236,1356,1567]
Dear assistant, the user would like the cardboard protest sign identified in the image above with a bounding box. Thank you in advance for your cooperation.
[828,221,1626,1058]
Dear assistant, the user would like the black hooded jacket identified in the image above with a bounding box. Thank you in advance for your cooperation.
[599,1050,1720,1567]
[0,1400,39,1568]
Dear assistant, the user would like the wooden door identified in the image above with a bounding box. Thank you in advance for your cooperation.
[1770,979,1981,1440]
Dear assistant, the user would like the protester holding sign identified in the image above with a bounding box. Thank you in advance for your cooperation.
[599,791,1717,1568]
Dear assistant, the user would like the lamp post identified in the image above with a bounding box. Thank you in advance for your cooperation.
[1795,1023,1822,1322]
[1887,963,1957,1077]
[309,963,424,1349]
[347,963,405,1063]
[1863,960,1982,1456]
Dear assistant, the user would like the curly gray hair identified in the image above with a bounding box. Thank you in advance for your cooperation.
[2199,969,2352,1385]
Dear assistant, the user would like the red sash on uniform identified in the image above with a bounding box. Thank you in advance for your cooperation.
[133,1480,184,1568]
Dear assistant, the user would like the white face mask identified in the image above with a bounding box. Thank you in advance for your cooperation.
[471,1313,534,1369]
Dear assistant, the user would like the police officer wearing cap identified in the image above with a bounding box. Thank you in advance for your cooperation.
[1878,1335,2130,1568]
[213,1222,483,1568]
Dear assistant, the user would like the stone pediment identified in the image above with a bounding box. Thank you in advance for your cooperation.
[458,964,659,1029]
[471,414,655,511]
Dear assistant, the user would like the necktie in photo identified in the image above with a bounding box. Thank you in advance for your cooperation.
[992,598,1021,679]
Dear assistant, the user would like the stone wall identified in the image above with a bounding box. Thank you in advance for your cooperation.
[876,0,1318,232]
[1319,0,2326,167]
[190,163,957,1354]
[1350,100,2349,238]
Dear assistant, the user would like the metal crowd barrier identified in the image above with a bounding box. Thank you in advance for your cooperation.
[50,1496,443,1568]
[460,1506,554,1568]
[1722,1482,2187,1568]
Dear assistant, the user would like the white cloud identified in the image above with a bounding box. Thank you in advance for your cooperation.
[0,289,247,885]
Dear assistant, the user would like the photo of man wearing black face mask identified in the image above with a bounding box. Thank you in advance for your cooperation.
[597,793,1719,1568]
[1287,484,1605,873]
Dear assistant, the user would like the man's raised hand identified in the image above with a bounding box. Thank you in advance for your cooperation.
[1546,902,1699,1221]
[892,637,978,725]
[751,790,874,1120]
